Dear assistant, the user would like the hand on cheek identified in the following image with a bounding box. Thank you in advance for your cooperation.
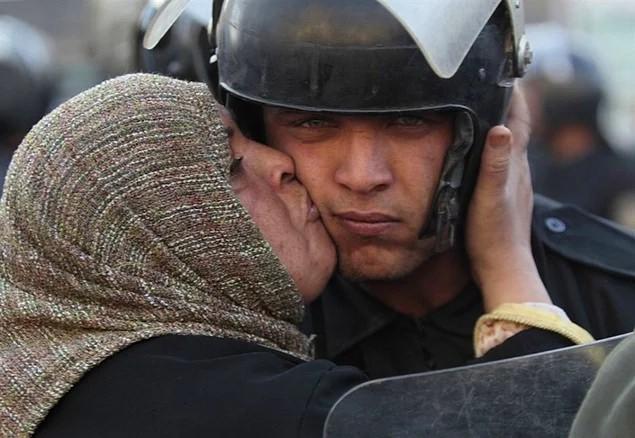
[466,87,552,312]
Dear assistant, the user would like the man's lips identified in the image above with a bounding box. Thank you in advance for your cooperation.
[333,211,399,236]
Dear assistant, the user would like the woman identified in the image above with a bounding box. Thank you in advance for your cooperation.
[0,73,364,437]
[0,74,590,437]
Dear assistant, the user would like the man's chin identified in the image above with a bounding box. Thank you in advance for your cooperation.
[336,246,430,282]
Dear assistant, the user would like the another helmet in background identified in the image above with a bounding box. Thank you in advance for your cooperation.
[136,0,212,82]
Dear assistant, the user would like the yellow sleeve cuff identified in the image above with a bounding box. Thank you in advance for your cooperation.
[474,303,595,356]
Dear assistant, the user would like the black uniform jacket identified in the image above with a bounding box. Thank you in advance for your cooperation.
[304,195,635,379]
[35,335,366,438]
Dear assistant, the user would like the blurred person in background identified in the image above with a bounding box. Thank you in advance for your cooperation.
[0,16,54,191]
[525,24,635,228]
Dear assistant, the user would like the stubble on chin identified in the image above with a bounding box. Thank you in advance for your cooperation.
[335,237,436,282]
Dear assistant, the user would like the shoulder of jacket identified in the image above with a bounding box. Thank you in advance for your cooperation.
[533,194,635,279]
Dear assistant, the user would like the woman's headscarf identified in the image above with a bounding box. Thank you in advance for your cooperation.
[0,73,310,436]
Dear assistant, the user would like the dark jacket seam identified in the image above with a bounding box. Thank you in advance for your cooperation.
[297,363,337,438]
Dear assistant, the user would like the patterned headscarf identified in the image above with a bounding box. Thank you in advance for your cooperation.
[0,74,310,436]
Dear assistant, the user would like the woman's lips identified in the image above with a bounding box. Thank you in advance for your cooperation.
[334,211,399,237]
[305,195,321,222]
[308,201,321,222]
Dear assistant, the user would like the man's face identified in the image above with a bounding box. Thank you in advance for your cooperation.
[264,108,454,281]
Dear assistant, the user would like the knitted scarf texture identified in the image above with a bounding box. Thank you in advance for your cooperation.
[0,74,310,436]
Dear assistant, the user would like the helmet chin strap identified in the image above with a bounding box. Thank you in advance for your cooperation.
[419,111,475,253]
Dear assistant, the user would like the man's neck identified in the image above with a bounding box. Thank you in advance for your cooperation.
[362,249,470,318]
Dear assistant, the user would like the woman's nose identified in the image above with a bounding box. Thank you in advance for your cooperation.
[226,118,297,190]
[259,147,297,190]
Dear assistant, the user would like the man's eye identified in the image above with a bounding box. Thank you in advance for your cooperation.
[294,118,333,128]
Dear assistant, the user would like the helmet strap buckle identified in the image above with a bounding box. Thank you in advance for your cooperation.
[433,186,460,252]
[425,111,474,252]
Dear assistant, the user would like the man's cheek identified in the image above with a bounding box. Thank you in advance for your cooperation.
[297,174,331,203]
[318,215,343,241]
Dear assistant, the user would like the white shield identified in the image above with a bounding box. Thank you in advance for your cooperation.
[143,0,527,75]
[143,0,212,49]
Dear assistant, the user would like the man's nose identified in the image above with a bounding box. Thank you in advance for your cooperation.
[334,131,394,194]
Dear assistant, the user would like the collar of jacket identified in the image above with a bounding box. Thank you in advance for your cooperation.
[311,275,480,359]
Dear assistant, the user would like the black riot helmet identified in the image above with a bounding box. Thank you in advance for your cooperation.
[146,0,532,251]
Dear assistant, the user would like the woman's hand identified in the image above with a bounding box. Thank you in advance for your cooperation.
[466,87,552,312]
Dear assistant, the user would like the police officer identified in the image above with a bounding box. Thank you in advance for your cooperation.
[150,0,635,379]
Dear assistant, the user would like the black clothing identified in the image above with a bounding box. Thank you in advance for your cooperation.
[35,335,366,438]
[306,279,573,379]
[305,195,635,379]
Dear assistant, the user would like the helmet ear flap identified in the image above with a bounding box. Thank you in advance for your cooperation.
[421,110,477,252]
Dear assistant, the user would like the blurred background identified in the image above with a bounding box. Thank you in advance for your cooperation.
[1,0,635,226]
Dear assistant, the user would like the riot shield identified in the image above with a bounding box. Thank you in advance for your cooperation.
[324,334,630,438]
